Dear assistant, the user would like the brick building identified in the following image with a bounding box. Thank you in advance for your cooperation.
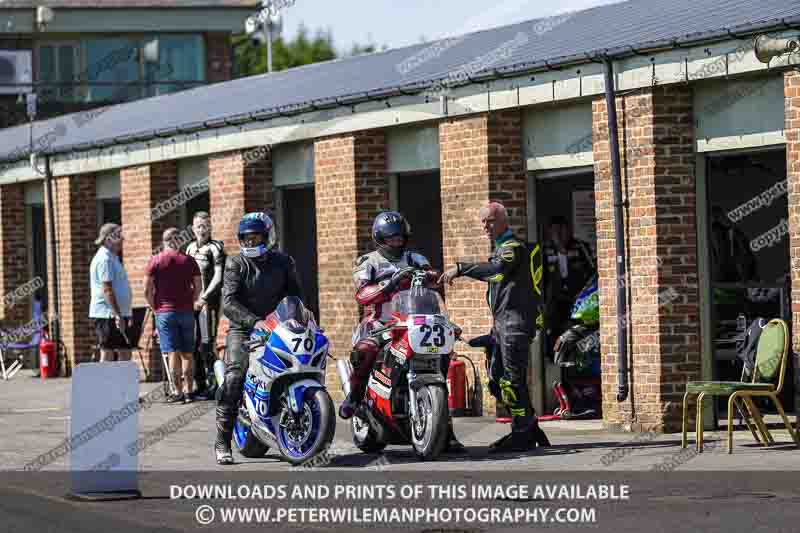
[1,0,799,434]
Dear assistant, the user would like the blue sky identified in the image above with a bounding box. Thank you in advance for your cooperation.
[274,0,625,54]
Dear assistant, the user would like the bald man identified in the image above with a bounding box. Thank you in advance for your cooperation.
[440,202,550,453]
[145,228,202,404]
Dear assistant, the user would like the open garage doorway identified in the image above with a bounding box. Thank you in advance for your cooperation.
[392,171,444,272]
[280,186,319,320]
[702,148,793,418]
[529,168,599,420]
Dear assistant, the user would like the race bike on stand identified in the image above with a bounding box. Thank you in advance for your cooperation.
[338,268,461,461]
[231,296,336,465]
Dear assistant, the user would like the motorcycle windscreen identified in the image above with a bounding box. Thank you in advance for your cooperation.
[391,288,447,316]
[272,296,317,334]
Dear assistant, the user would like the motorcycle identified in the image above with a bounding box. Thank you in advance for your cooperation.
[232,296,336,465]
[337,268,461,461]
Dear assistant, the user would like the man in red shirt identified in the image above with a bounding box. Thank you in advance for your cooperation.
[145,228,202,404]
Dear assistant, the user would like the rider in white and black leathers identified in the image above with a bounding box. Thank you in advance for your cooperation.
[214,213,304,465]
[185,211,225,398]
[338,211,465,453]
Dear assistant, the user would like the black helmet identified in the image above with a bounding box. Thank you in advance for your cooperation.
[372,211,411,260]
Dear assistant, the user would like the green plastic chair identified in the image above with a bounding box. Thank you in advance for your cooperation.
[681,319,799,453]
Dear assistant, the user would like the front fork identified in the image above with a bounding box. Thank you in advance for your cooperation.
[408,371,420,421]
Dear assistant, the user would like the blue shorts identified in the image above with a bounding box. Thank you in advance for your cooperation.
[155,311,195,354]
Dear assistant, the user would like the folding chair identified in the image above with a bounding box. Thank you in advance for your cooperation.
[1,302,48,380]
[682,318,800,454]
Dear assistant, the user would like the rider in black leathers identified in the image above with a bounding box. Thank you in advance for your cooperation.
[214,212,304,465]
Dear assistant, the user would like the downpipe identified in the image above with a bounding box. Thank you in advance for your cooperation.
[602,56,629,403]
[43,155,62,365]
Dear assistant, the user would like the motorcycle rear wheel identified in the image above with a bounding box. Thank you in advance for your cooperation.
[410,384,448,460]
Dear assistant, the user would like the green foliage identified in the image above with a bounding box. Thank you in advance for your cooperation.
[234,24,387,77]
[234,24,335,77]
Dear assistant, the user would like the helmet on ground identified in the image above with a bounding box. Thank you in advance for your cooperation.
[372,211,411,261]
[237,212,277,258]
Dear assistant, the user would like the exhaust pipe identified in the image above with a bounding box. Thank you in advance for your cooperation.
[336,359,353,397]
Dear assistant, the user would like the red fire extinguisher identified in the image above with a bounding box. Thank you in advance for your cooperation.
[39,333,57,380]
[447,357,468,416]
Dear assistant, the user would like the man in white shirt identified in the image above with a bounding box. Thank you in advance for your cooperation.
[89,223,133,362]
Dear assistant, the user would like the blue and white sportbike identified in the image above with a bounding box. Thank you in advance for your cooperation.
[232,296,336,465]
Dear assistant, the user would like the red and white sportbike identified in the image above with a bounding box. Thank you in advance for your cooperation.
[337,268,461,460]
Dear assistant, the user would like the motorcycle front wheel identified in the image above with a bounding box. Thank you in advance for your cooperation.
[277,388,336,466]
[410,384,449,460]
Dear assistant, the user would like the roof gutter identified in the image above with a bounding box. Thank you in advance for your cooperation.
[2,16,800,167]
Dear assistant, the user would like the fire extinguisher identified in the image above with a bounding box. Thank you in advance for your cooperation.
[447,358,467,416]
[39,331,57,380]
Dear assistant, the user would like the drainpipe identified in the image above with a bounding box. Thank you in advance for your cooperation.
[602,56,629,403]
[43,155,61,354]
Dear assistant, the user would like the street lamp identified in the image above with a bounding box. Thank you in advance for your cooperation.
[245,0,284,73]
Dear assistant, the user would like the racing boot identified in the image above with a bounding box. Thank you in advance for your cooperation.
[339,343,377,419]
[214,430,234,465]
[444,419,467,454]
[214,392,236,465]
[338,393,359,420]
[530,418,551,448]
[339,380,367,419]
[488,432,515,452]
[489,414,538,454]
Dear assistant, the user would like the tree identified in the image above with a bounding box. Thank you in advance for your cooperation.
[234,24,337,77]
[234,24,387,77]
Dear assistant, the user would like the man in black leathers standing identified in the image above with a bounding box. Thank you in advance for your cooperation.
[214,212,304,465]
[440,202,550,453]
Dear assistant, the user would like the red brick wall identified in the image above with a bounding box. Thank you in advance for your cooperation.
[120,162,179,381]
[593,86,699,433]
[439,110,527,414]
[0,183,31,324]
[786,72,800,405]
[208,149,273,346]
[43,175,97,373]
[206,33,233,84]
[314,131,388,396]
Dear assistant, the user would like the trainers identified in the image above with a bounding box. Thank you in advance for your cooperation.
[338,395,358,419]
[183,395,193,405]
[166,393,185,404]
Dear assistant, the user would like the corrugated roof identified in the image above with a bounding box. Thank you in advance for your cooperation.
[2,0,799,164]
[0,1,258,7]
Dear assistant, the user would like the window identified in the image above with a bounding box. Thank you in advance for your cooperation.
[85,38,141,102]
[149,35,206,97]
[37,42,80,102]
[37,35,206,103]
[97,198,122,228]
